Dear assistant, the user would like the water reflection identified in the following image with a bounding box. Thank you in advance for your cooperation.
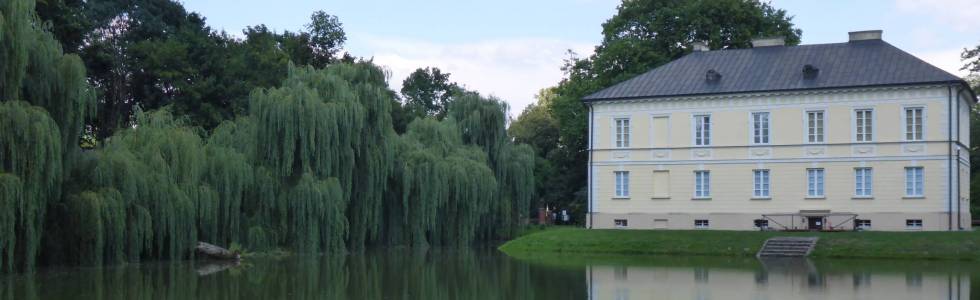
[586,257,972,300]
[0,250,975,300]
[0,249,584,300]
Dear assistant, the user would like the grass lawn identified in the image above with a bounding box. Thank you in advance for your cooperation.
[498,227,980,261]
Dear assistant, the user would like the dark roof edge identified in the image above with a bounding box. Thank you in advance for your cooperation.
[582,80,978,104]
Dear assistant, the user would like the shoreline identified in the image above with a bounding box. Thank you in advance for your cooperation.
[498,227,980,261]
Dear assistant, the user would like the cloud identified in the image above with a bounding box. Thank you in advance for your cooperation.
[353,35,594,116]
[894,0,980,32]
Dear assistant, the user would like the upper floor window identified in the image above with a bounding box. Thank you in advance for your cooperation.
[905,167,924,197]
[854,109,874,142]
[854,167,873,197]
[693,115,711,146]
[614,118,630,148]
[752,112,770,144]
[614,171,630,198]
[753,169,770,198]
[694,170,710,198]
[904,107,924,141]
[806,110,825,143]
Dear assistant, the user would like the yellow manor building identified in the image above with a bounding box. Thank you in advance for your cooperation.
[583,31,976,231]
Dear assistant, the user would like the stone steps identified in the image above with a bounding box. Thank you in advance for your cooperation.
[757,237,818,257]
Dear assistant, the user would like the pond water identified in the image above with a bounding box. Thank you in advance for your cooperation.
[0,249,974,299]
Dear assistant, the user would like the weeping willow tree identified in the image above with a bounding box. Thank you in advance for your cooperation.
[1,0,535,267]
[389,118,498,246]
[0,174,22,272]
[251,63,394,251]
[447,94,535,239]
[0,101,64,271]
[0,0,94,271]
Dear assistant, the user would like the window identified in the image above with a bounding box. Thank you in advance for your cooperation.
[807,110,825,143]
[614,171,630,198]
[905,167,924,197]
[754,219,770,229]
[854,168,873,197]
[855,109,873,142]
[807,168,825,197]
[753,169,770,198]
[693,114,711,146]
[906,219,923,229]
[614,219,628,228]
[905,107,923,141]
[614,118,630,148]
[694,171,710,198]
[652,170,670,199]
[694,219,710,229]
[855,219,871,230]
[752,112,770,144]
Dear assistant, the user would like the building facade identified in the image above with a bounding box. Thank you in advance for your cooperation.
[584,31,975,231]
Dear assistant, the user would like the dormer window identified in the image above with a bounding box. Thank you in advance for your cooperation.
[803,64,819,79]
[705,69,721,82]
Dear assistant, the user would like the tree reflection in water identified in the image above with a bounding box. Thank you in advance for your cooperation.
[2,251,977,300]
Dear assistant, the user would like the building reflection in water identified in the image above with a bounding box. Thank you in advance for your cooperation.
[586,258,970,300]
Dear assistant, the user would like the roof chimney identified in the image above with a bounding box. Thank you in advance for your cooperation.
[751,36,785,48]
[848,30,882,42]
[692,41,709,52]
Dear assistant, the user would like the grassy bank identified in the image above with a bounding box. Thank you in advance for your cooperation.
[498,227,980,261]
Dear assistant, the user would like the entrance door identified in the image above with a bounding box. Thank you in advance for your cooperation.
[807,217,823,231]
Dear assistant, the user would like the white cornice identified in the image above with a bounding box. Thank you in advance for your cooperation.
[592,84,950,106]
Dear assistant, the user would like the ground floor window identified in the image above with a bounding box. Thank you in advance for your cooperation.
[694,219,710,229]
[855,219,871,230]
[614,219,628,228]
[614,171,630,197]
[905,219,922,229]
[754,219,769,229]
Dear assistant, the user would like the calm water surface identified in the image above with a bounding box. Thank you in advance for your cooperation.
[1,249,975,299]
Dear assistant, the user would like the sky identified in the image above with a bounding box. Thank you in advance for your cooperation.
[182,0,979,116]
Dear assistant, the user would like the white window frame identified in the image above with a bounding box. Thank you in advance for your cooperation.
[807,168,825,198]
[853,108,875,142]
[694,219,710,229]
[905,219,923,230]
[750,111,771,145]
[613,117,631,148]
[614,171,630,198]
[692,114,711,146]
[805,110,825,144]
[694,170,710,199]
[854,167,873,198]
[903,106,925,141]
[905,167,924,197]
[753,169,770,198]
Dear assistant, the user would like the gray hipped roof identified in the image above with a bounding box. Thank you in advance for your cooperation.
[583,39,968,101]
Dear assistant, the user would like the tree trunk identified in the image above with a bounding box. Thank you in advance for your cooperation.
[195,242,240,261]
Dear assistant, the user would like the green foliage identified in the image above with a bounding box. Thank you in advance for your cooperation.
[0,101,64,271]
[2,0,535,271]
[393,118,498,246]
[0,174,22,272]
[401,67,460,120]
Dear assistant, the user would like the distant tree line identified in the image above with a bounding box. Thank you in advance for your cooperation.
[1,0,533,272]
